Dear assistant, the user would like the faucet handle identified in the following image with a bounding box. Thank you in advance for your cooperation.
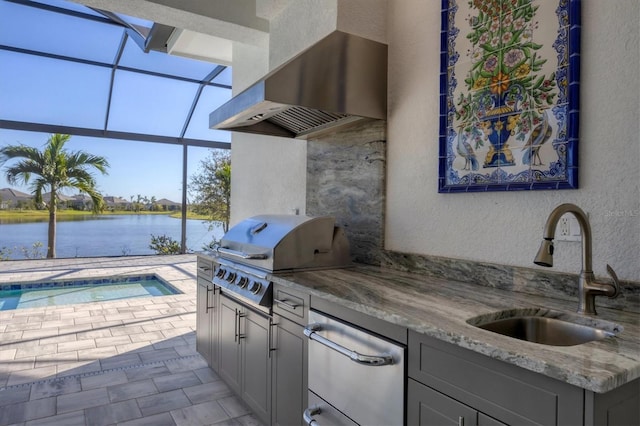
[605,264,621,298]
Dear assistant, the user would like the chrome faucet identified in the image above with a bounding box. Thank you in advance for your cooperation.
[534,203,620,315]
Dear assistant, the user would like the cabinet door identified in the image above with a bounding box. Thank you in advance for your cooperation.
[272,315,307,426]
[209,286,220,372]
[196,280,213,365]
[408,378,477,426]
[241,308,272,425]
[218,295,241,394]
[409,330,582,425]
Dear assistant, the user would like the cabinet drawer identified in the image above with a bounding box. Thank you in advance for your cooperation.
[197,256,214,280]
[408,330,583,426]
[408,378,477,426]
[273,284,309,325]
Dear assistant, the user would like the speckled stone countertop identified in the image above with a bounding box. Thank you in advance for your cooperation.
[269,265,640,394]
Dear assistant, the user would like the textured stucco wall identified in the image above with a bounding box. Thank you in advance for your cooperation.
[268,0,338,69]
[386,0,640,281]
[229,133,307,226]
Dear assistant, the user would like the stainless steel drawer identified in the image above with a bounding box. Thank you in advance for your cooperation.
[197,256,214,280]
[305,391,358,426]
[306,310,405,426]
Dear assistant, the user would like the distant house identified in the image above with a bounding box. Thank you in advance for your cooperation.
[69,194,93,210]
[104,196,129,210]
[41,192,81,210]
[0,188,32,209]
[157,198,181,211]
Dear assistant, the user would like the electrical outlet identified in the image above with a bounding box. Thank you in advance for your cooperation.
[556,214,582,242]
[558,217,571,237]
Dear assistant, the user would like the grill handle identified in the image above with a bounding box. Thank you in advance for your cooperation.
[303,324,394,366]
[216,247,268,260]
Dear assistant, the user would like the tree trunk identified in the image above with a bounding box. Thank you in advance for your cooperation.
[47,189,57,258]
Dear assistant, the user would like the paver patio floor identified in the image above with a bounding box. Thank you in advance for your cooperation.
[0,255,261,426]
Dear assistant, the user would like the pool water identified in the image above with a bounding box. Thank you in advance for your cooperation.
[0,275,180,310]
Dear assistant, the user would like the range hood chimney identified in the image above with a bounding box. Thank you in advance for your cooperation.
[209,31,387,139]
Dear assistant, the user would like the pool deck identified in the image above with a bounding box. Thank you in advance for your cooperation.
[0,255,262,426]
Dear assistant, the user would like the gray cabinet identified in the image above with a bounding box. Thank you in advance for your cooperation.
[241,306,272,424]
[271,283,309,426]
[206,278,310,426]
[218,294,272,425]
[271,314,307,426]
[218,294,242,393]
[196,278,213,364]
[408,330,640,426]
[408,378,505,426]
[196,256,219,371]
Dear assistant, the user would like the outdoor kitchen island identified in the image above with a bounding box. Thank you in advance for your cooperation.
[197,254,640,426]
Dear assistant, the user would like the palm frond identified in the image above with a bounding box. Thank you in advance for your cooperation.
[66,151,110,174]
[0,144,43,165]
[31,178,49,206]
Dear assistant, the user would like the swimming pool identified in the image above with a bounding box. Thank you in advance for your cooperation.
[0,274,181,310]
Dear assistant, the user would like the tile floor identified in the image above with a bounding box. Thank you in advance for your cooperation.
[0,255,262,426]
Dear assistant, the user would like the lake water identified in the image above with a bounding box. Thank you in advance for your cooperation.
[0,214,224,259]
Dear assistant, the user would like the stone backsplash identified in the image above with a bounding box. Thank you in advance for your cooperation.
[381,250,640,314]
[306,120,386,265]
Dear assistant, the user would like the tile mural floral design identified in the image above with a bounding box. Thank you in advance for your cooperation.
[438,0,580,192]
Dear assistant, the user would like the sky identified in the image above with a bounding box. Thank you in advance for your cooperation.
[0,0,232,203]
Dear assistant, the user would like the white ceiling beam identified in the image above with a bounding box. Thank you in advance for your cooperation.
[70,0,269,48]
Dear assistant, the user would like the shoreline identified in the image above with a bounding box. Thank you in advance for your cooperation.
[0,210,209,223]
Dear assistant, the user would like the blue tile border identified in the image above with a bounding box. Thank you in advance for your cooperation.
[0,274,181,295]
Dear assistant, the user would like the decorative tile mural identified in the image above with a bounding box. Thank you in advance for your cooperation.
[439,0,580,192]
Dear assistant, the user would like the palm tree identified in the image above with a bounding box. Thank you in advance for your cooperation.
[0,134,109,258]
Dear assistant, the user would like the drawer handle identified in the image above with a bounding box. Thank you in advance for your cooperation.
[205,287,215,313]
[274,298,299,309]
[303,406,321,425]
[198,266,211,272]
[304,324,393,366]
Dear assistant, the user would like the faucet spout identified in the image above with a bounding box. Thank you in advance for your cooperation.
[535,203,592,272]
[534,203,620,315]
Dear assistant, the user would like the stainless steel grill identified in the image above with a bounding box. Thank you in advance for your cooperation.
[210,214,350,313]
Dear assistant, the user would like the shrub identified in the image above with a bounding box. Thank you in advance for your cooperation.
[149,234,181,255]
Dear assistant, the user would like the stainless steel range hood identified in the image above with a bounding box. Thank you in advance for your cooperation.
[209,31,387,139]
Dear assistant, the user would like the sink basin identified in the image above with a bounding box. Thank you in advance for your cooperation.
[467,309,622,346]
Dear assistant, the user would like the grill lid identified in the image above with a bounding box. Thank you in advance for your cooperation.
[216,214,350,272]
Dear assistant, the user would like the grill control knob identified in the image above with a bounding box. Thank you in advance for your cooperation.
[215,268,226,278]
[237,276,249,288]
[225,272,236,283]
[249,281,262,295]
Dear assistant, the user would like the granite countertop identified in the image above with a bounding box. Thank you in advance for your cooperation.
[269,265,640,394]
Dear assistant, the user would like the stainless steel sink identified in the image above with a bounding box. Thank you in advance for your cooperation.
[467,310,622,346]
